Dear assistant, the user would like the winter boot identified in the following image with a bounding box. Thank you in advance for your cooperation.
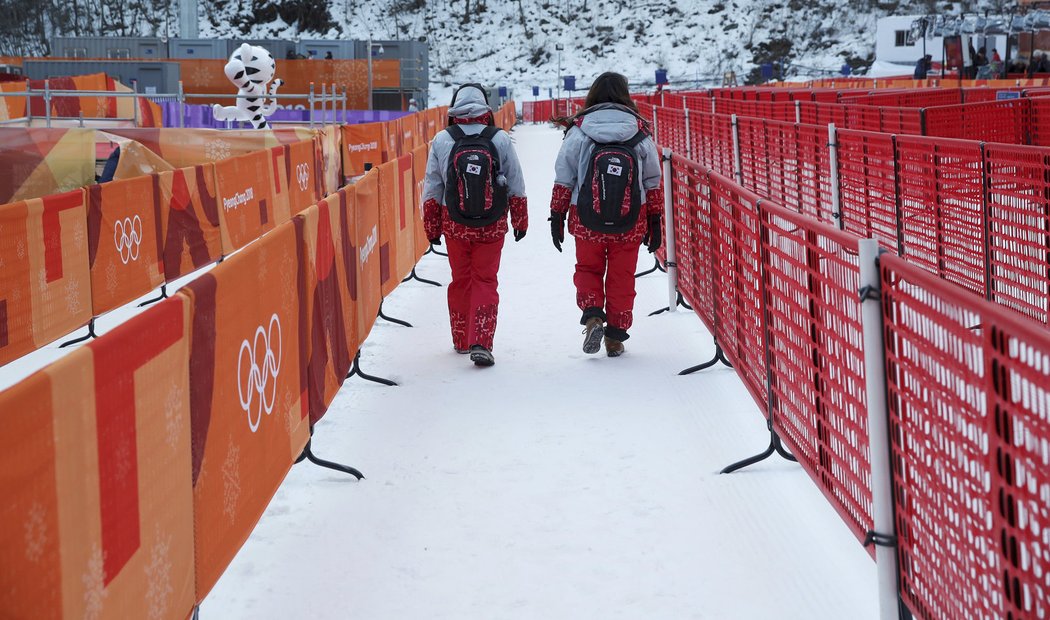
[469,345,495,367]
[605,336,625,357]
[582,317,605,354]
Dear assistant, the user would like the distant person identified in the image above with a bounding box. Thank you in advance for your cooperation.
[285,49,296,60]
[968,41,978,78]
[992,48,1002,63]
[421,84,528,367]
[407,97,419,112]
[914,54,932,79]
[324,51,333,60]
[976,47,989,67]
[549,72,663,358]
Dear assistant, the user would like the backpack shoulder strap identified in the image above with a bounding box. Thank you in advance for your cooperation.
[624,131,647,149]
[480,125,500,140]
[446,124,466,140]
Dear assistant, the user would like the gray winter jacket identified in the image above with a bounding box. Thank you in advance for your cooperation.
[421,86,526,206]
[553,103,662,203]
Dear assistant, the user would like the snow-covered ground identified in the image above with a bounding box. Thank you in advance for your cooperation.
[198,124,878,619]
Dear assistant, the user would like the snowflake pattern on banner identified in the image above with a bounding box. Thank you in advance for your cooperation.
[222,443,241,522]
[164,385,185,449]
[95,96,109,117]
[204,139,232,162]
[64,278,83,315]
[23,502,48,563]
[105,261,118,293]
[473,303,498,350]
[144,529,174,620]
[16,238,25,259]
[82,543,107,620]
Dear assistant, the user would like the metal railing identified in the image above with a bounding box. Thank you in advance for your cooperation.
[0,79,347,128]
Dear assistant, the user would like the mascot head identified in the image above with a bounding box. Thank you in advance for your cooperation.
[224,43,276,93]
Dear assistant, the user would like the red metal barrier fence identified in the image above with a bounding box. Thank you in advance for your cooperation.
[668,149,1050,620]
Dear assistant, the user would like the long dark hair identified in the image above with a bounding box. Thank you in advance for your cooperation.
[552,72,638,127]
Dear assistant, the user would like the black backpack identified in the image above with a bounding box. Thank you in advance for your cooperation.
[576,131,647,234]
[443,124,508,227]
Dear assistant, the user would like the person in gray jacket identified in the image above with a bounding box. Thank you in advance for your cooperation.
[549,72,663,357]
[421,83,528,367]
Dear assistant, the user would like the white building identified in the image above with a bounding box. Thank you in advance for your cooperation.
[872,15,1008,76]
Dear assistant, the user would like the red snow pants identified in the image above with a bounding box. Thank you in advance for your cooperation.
[573,237,641,339]
[446,236,505,350]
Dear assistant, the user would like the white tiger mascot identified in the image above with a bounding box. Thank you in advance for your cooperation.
[213,43,284,129]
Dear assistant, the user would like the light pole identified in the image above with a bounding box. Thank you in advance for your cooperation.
[556,43,564,103]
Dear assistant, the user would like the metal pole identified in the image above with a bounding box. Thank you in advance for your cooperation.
[684,108,692,160]
[731,113,743,184]
[662,147,677,313]
[132,79,139,127]
[44,79,51,128]
[24,80,31,126]
[858,238,902,620]
[795,99,801,124]
[308,82,315,128]
[342,87,347,124]
[178,80,185,128]
[321,83,327,125]
[828,123,843,228]
[367,37,373,111]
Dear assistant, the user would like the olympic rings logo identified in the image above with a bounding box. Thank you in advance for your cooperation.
[237,313,282,432]
[295,163,310,191]
[114,216,142,264]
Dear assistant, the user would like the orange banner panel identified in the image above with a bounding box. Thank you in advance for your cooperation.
[294,198,356,421]
[395,153,420,280]
[156,165,222,282]
[102,128,315,169]
[270,139,318,218]
[87,175,165,315]
[318,125,342,196]
[383,119,401,162]
[214,149,279,254]
[341,123,384,178]
[180,220,309,600]
[0,128,94,205]
[351,171,382,342]
[0,295,195,620]
[411,144,431,257]
[0,189,91,367]
[177,59,399,109]
[376,160,399,298]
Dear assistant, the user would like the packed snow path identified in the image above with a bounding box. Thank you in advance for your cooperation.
[204,124,877,619]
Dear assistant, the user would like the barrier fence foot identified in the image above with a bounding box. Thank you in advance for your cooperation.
[426,243,449,258]
[138,283,169,307]
[635,257,666,278]
[720,427,797,474]
[298,438,364,480]
[401,266,441,287]
[678,343,733,375]
[377,300,413,328]
[192,606,199,620]
[650,292,695,317]
[59,319,97,348]
[346,351,398,386]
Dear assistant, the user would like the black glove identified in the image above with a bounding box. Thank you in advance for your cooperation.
[644,214,662,253]
[549,211,565,253]
[514,229,527,242]
[429,237,442,246]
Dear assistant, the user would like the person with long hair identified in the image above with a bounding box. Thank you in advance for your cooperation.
[421,84,528,367]
[548,72,663,357]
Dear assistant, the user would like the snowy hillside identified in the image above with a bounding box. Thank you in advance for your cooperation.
[3,1,1006,92]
